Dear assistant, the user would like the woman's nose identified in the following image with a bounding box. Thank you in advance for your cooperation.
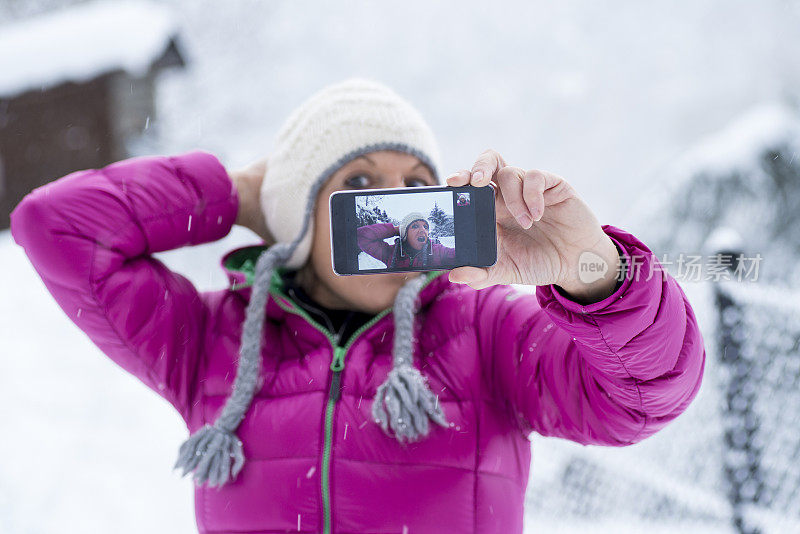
[385,175,407,188]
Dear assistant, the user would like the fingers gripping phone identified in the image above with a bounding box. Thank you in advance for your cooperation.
[329,185,497,275]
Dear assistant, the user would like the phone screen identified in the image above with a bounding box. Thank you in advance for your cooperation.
[329,185,496,275]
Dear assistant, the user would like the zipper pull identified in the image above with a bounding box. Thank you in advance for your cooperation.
[330,346,346,372]
[329,346,346,402]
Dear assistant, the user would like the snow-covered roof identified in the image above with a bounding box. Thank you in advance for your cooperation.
[671,102,800,178]
[625,101,800,230]
[0,0,178,98]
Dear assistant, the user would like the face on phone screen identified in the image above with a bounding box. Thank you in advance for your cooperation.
[329,185,496,275]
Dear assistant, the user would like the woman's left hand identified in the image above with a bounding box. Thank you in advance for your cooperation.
[446,149,621,304]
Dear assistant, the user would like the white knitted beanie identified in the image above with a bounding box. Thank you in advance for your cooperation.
[261,77,443,268]
[399,211,428,240]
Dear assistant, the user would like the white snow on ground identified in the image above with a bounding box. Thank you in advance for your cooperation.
[0,229,194,533]
[0,0,177,97]
[358,250,387,270]
[0,224,258,534]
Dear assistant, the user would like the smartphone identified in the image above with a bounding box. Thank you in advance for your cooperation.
[329,184,497,275]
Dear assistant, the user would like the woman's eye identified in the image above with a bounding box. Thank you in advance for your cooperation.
[405,177,429,187]
[345,174,371,188]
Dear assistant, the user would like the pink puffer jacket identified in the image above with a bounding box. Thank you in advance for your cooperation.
[10,150,705,534]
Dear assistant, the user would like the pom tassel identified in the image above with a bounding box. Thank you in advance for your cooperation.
[174,424,245,488]
[372,366,449,443]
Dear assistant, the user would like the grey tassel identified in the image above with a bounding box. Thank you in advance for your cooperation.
[174,242,293,487]
[173,159,328,488]
[372,274,449,442]
[174,144,442,486]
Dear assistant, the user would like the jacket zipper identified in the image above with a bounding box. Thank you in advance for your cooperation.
[266,269,445,534]
[321,343,345,534]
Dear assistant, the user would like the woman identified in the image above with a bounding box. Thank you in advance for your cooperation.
[10,78,705,534]
[357,212,457,269]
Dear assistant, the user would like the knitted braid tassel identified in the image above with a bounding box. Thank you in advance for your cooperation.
[174,242,293,487]
[372,274,449,442]
[174,167,327,488]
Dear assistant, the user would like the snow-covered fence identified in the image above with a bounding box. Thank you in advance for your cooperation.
[713,261,800,534]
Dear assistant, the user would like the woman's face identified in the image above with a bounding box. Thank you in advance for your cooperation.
[405,220,429,251]
[298,150,436,314]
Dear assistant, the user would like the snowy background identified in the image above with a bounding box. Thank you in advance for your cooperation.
[2,0,800,533]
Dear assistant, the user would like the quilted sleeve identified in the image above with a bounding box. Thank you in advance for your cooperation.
[476,225,706,445]
[357,222,397,266]
[10,151,239,422]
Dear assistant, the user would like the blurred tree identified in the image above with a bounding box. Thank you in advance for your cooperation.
[428,201,454,238]
[356,202,395,227]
